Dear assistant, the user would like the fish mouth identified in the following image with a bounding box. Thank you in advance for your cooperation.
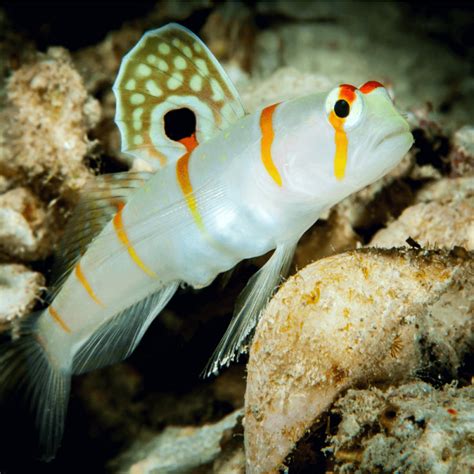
[376,121,412,148]
[374,124,414,164]
[345,126,413,191]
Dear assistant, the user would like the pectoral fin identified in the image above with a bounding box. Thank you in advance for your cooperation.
[203,242,297,377]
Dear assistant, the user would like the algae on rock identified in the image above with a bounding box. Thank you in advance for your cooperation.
[329,382,474,473]
[244,248,473,473]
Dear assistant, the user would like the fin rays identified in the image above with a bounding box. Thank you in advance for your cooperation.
[114,23,245,171]
[73,282,179,374]
[0,314,72,461]
[203,242,297,377]
[48,172,151,300]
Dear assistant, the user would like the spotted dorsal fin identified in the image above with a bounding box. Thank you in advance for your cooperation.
[48,172,151,300]
[113,23,246,171]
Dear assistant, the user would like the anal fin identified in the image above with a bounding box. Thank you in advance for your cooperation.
[73,281,178,374]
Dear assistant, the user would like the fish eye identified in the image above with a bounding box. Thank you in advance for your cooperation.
[325,86,365,130]
[334,99,350,118]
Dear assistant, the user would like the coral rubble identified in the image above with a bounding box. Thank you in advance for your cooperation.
[330,382,474,473]
[0,263,44,324]
[0,47,100,200]
[244,248,473,473]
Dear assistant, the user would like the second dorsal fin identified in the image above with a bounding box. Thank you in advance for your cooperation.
[113,23,246,171]
[48,172,151,300]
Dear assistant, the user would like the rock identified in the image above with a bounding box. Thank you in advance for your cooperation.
[201,2,255,74]
[329,382,474,473]
[72,26,145,165]
[0,47,100,199]
[0,175,10,193]
[449,125,474,177]
[334,155,414,231]
[415,176,474,203]
[240,67,333,113]
[244,248,473,474]
[111,409,244,474]
[251,4,471,130]
[0,187,53,261]
[370,177,474,250]
[0,264,44,324]
[155,0,212,22]
[370,200,473,251]
[294,210,361,269]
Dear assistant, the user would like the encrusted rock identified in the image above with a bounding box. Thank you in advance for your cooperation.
[0,263,44,324]
[111,409,244,474]
[201,2,255,74]
[450,125,474,177]
[329,382,474,473]
[415,176,474,203]
[0,187,53,261]
[0,47,100,198]
[244,248,473,473]
[240,67,333,113]
[294,210,360,269]
[0,175,10,193]
[371,177,474,250]
[371,200,473,251]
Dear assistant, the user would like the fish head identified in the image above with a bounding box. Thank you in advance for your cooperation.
[278,81,413,206]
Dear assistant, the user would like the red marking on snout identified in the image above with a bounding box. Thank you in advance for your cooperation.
[360,81,384,94]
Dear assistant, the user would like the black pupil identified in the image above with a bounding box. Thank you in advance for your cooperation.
[164,108,196,141]
[334,99,350,118]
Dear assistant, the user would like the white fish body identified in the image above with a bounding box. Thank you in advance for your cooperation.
[0,23,413,459]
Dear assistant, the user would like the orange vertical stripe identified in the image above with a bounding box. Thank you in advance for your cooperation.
[113,202,158,278]
[75,263,104,307]
[176,152,205,231]
[329,85,357,180]
[179,133,198,153]
[48,306,71,333]
[176,152,193,197]
[329,111,349,180]
[260,103,282,187]
[176,133,206,231]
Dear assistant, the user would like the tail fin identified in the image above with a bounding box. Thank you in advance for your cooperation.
[0,313,71,461]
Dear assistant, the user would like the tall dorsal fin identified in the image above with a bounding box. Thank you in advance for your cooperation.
[113,23,246,171]
[48,172,151,300]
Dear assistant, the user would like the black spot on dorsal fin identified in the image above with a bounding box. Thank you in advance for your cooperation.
[164,108,196,142]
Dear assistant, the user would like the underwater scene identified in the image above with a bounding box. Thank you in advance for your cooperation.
[0,1,472,473]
